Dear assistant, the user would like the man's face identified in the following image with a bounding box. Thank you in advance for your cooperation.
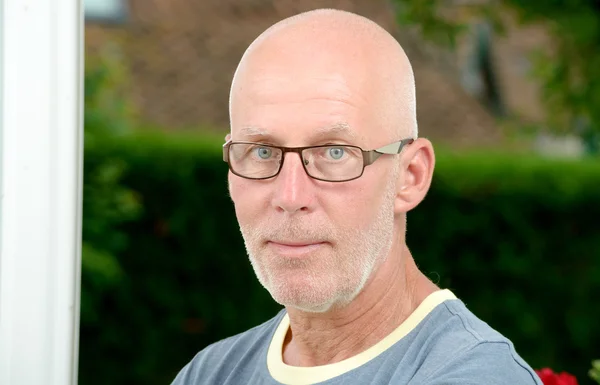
[228,54,400,313]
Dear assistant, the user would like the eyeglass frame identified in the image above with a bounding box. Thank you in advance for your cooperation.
[222,138,415,182]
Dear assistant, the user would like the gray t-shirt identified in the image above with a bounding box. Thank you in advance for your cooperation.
[172,290,542,384]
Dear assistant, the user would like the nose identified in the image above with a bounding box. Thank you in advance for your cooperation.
[271,152,315,214]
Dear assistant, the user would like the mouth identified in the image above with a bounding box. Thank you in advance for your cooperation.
[266,241,327,256]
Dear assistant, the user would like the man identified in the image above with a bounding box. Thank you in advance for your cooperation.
[172,8,542,385]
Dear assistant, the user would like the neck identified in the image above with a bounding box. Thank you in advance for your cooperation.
[282,243,438,367]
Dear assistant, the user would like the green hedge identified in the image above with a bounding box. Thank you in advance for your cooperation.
[81,132,600,385]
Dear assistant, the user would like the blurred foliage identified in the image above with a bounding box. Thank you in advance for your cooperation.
[80,131,600,385]
[81,48,141,329]
[391,0,600,152]
[85,44,137,144]
[591,359,600,384]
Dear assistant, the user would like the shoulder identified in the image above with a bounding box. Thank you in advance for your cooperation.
[170,309,286,385]
[421,340,542,384]
[416,299,542,385]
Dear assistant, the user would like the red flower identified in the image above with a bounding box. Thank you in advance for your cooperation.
[535,368,579,385]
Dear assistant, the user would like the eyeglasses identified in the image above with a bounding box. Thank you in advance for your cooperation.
[222,138,414,182]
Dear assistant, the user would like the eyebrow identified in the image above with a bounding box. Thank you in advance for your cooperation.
[238,126,269,137]
[314,122,355,139]
[237,122,356,141]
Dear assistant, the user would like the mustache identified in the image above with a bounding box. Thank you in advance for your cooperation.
[244,221,335,243]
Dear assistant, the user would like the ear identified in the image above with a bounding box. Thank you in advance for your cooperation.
[394,138,435,214]
[225,133,232,142]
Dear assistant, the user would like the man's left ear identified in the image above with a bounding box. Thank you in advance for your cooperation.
[394,138,435,213]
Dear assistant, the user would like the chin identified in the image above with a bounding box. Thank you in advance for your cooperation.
[272,290,337,313]
[248,245,374,313]
[267,274,361,314]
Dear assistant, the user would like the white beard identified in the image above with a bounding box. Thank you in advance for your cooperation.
[239,173,398,313]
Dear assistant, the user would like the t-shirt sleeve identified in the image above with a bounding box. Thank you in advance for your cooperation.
[421,341,542,385]
[169,345,223,385]
[170,361,192,385]
[170,350,205,385]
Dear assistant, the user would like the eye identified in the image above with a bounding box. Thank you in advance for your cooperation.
[255,147,272,159]
[328,147,345,160]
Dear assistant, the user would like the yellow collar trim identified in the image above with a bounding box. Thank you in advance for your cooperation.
[267,289,457,385]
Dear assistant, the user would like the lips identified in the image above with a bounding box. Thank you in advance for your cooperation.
[269,241,324,247]
[266,241,327,256]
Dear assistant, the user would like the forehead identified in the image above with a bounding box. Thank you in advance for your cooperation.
[230,70,378,146]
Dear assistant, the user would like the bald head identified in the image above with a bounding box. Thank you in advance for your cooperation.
[229,9,418,144]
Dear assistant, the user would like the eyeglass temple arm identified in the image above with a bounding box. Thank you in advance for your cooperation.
[363,138,414,166]
[223,139,232,162]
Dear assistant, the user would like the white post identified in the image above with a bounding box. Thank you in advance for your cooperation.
[0,0,83,384]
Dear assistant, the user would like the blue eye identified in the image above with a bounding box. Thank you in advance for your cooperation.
[328,147,345,160]
[256,147,272,159]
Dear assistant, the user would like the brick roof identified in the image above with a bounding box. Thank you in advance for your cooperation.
[85,0,502,147]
